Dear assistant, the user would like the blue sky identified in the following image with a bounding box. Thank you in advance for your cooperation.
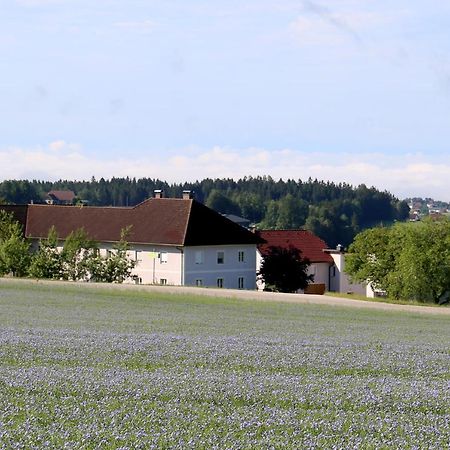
[1,0,449,200]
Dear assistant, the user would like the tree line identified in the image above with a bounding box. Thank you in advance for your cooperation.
[0,176,410,247]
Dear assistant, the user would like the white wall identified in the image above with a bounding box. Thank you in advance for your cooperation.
[127,244,183,285]
[308,263,330,289]
[328,252,367,295]
[184,244,257,290]
[38,238,257,290]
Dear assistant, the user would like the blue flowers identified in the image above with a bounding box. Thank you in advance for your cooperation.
[0,282,449,448]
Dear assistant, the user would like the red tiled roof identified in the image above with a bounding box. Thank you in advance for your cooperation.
[256,230,333,263]
[23,198,261,246]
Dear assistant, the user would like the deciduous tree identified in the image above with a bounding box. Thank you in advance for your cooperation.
[346,218,450,303]
[0,210,30,277]
[258,246,313,293]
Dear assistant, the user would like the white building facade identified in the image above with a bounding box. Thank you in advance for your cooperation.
[18,193,262,290]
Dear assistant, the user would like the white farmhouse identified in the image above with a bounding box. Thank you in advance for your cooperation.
[14,192,262,290]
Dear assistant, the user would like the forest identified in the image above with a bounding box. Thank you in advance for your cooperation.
[0,176,410,247]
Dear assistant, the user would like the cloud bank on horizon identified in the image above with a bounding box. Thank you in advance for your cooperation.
[1,0,449,200]
[0,141,448,200]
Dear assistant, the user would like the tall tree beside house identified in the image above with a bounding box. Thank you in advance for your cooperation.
[28,226,136,283]
[0,210,30,277]
[87,227,136,283]
[346,218,450,303]
[258,245,314,293]
[29,227,63,279]
[61,228,98,281]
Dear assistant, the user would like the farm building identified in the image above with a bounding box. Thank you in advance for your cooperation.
[1,192,262,289]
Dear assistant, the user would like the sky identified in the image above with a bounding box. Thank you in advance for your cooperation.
[1,0,449,200]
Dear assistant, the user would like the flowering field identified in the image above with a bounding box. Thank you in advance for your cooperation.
[0,281,449,449]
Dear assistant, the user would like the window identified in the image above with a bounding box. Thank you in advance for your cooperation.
[160,252,168,264]
[238,277,244,289]
[217,278,224,288]
[310,265,317,275]
[238,251,245,262]
[195,251,204,264]
[135,250,142,262]
[160,278,167,285]
[217,251,225,264]
[195,279,203,287]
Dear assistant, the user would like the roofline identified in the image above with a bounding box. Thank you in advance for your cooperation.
[26,235,184,247]
[27,204,132,210]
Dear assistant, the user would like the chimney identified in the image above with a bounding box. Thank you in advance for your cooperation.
[182,190,193,200]
[154,189,164,199]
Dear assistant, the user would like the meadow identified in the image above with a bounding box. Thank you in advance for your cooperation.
[0,280,449,449]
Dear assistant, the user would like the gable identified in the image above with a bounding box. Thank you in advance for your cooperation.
[184,201,262,246]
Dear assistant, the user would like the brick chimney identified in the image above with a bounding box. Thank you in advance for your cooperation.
[154,189,164,199]
[182,190,193,200]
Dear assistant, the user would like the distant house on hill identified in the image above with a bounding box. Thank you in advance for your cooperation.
[255,229,334,294]
[1,191,262,289]
[46,190,76,205]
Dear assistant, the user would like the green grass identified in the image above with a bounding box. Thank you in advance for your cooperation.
[325,290,449,307]
[0,280,449,448]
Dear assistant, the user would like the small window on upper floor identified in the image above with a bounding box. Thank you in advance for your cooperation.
[217,251,225,264]
[195,250,204,264]
[238,251,245,262]
[160,252,168,264]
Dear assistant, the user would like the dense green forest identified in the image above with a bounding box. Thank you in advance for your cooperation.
[0,177,410,247]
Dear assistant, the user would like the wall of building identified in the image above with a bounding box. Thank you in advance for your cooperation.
[184,244,257,290]
[126,244,183,285]
[328,252,367,295]
[30,238,257,289]
[307,263,330,290]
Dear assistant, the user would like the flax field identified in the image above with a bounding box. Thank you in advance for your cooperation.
[0,280,449,449]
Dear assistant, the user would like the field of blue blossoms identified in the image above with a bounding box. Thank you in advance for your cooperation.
[0,280,449,449]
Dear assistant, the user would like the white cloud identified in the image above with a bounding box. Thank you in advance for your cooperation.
[0,143,448,200]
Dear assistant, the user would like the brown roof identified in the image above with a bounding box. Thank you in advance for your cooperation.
[23,198,261,246]
[0,205,29,234]
[47,190,76,202]
[256,230,333,263]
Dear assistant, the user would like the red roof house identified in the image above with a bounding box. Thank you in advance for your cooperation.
[255,229,333,293]
[46,190,76,205]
